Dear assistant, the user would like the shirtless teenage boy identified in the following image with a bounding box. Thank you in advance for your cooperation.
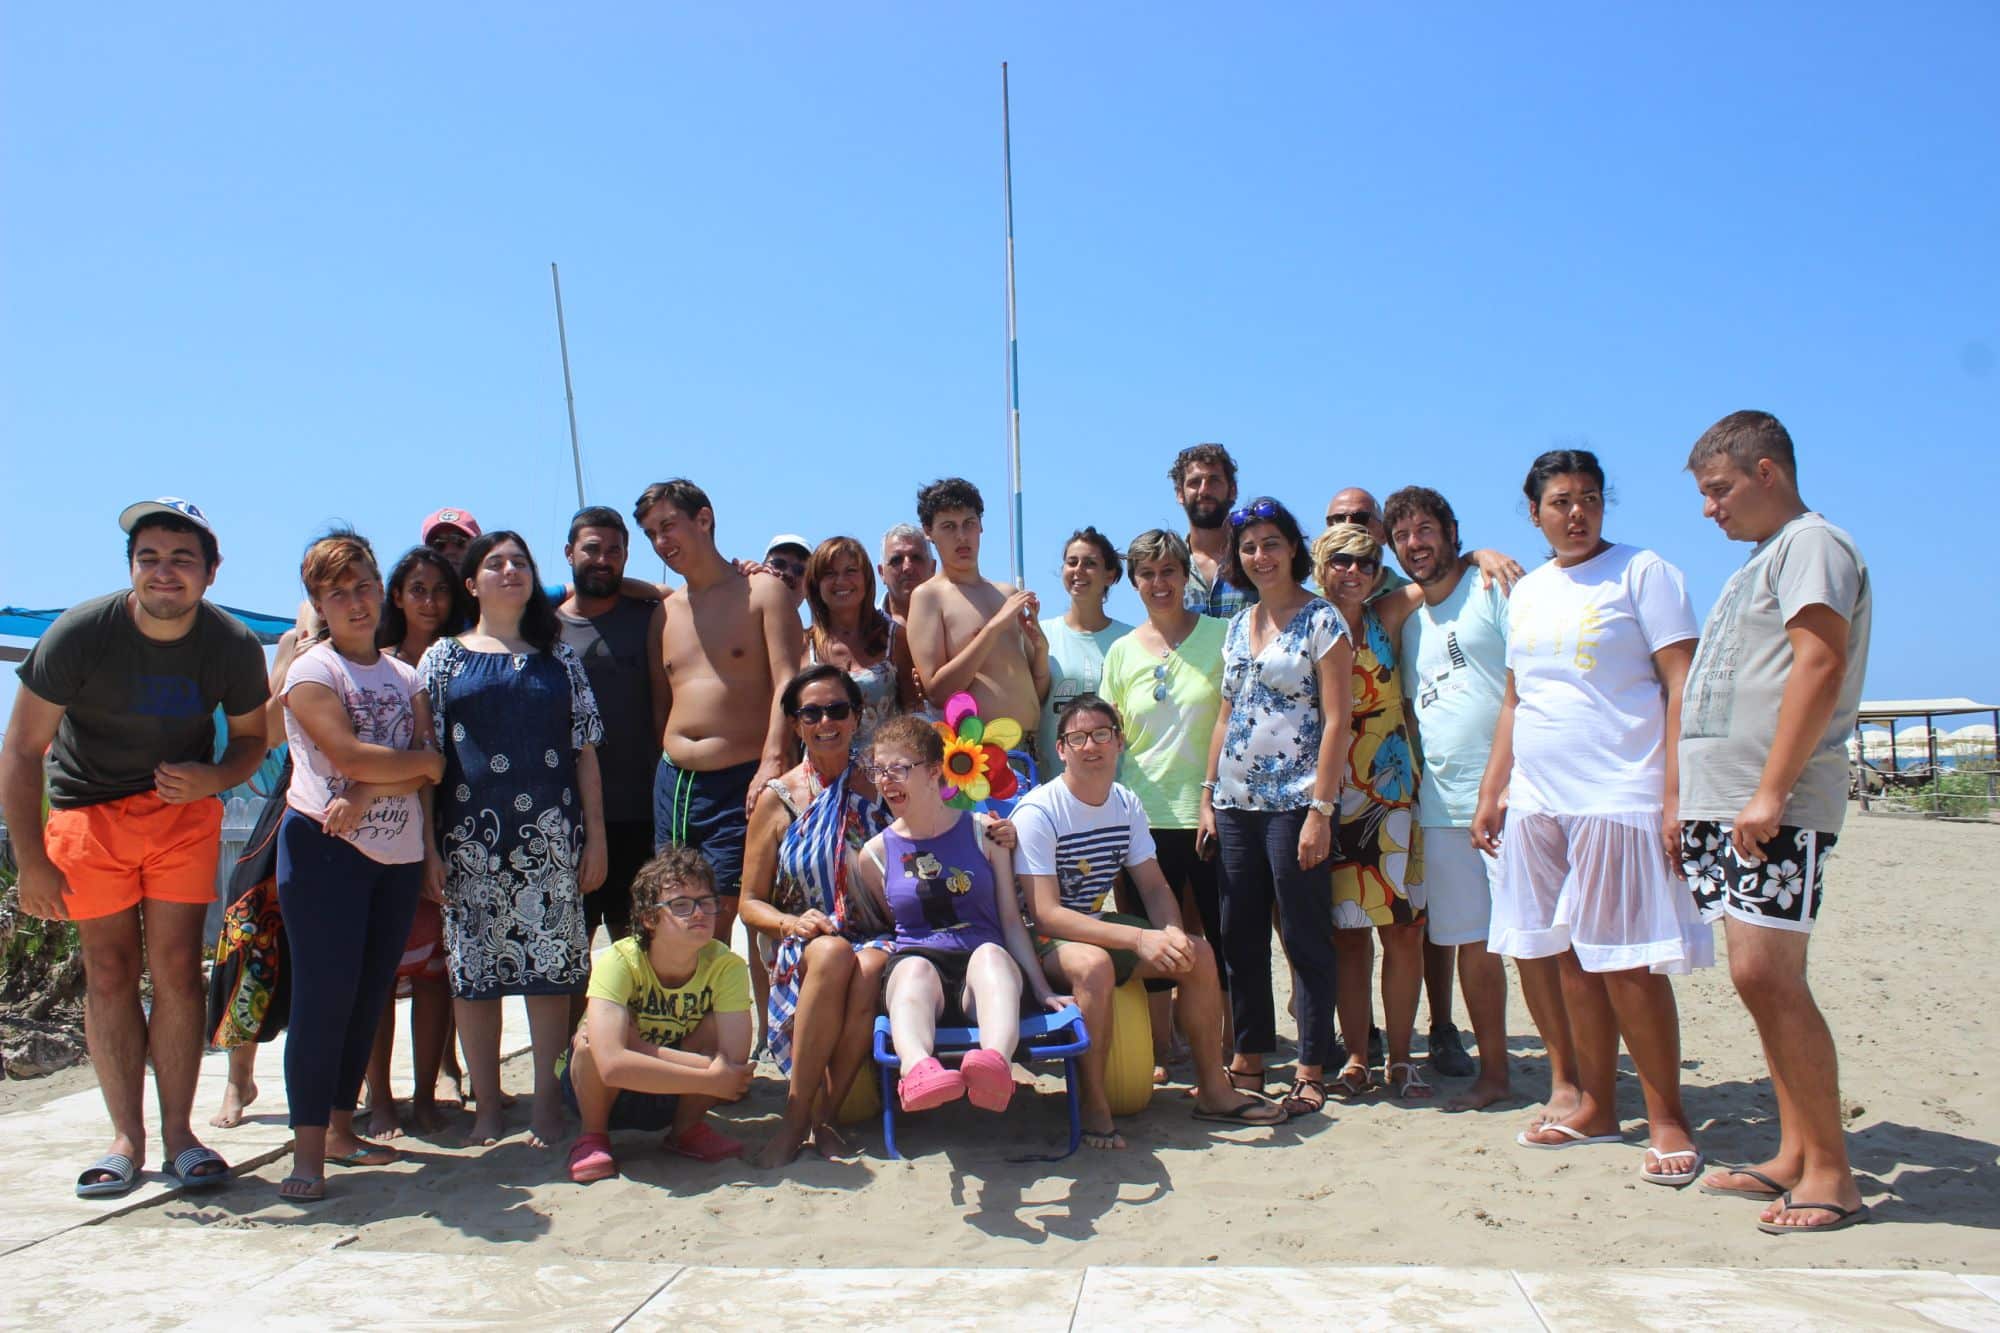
[905,477,1050,754]
[636,479,803,948]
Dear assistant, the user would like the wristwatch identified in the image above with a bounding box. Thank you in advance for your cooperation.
[1307,798,1336,818]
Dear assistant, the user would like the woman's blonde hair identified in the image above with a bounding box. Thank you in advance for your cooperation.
[1310,523,1381,597]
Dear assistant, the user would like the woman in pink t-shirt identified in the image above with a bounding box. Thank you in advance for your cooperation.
[274,532,444,1202]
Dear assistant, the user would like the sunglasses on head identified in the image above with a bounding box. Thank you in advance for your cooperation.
[1325,509,1376,528]
[1228,500,1280,528]
[793,701,854,724]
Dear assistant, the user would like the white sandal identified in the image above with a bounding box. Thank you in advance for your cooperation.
[1641,1146,1704,1187]
[1385,1061,1435,1100]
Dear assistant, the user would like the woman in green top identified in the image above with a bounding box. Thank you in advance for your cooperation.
[1100,530,1228,952]
[1038,527,1134,780]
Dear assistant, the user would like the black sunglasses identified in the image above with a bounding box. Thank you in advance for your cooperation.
[1323,553,1380,572]
[794,702,854,724]
[1228,500,1280,528]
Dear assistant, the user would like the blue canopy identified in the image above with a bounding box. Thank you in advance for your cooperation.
[1,603,293,662]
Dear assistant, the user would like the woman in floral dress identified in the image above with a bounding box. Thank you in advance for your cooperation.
[1314,523,1431,1100]
[420,531,605,1149]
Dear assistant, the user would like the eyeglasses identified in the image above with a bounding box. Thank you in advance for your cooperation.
[794,702,854,724]
[654,894,721,918]
[866,761,916,782]
[1058,726,1119,749]
[1228,500,1279,528]
[1325,510,1376,528]
[1322,553,1380,573]
[1152,662,1170,702]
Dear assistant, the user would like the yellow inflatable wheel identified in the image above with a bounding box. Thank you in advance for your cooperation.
[1104,976,1155,1117]
[836,1068,882,1124]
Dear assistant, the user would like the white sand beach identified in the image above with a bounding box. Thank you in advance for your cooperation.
[12,806,1996,1276]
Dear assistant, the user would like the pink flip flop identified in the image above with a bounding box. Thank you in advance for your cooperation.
[898,1057,967,1112]
[959,1049,1016,1113]
[567,1133,617,1184]
[665,1122,745,1163]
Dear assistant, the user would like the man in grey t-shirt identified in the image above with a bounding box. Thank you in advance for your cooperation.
[1678,411,1873,1235]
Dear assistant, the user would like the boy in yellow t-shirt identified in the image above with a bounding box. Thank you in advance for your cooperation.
[561,846,754,1184]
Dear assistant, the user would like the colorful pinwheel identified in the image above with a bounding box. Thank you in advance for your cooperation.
[934,691,1024,808]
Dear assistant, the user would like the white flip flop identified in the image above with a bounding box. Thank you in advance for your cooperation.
[1641,1147,1704,1187]
[1517,1123,1623,1150]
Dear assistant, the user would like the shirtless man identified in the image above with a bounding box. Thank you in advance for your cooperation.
[905,478,1050,758]
[635,479,803,951]
[878,523,935,714]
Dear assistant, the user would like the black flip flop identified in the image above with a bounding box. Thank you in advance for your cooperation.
[1700,1164,1787,1200]
[1756,1193,1871,1235]
[1192,1098,1288,1127]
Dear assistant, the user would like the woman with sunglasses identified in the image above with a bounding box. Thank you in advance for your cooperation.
[739,665,897,1167]
[802,536,910,758]
[1313,523,1431,1100]
[1471,450,1708,1186]
[1200,497,1354,1118]
[1100,530,1228,972]
[1037,527,1133,780]
[853,715,1064,1116]
[356,545,472,1139]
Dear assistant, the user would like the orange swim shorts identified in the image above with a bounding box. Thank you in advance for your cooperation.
[44,792,223,921]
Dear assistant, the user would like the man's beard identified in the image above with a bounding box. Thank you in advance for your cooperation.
[575,568,621,598]
[1185,496,1228,530]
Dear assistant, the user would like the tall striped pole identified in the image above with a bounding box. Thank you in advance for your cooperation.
[1001,62,1026,589]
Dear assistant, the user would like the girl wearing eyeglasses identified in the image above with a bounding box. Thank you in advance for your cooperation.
[1313,523,1431,1101]
[853,715,1065,1117]
[1100,530,1229,972]
[1200,497,1354,1119]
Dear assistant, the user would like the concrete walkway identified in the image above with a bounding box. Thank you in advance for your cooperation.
[3,1224,1998,1330]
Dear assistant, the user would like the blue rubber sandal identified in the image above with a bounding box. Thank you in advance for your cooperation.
[166,1146,230,1191]
[75,1153,141,1199]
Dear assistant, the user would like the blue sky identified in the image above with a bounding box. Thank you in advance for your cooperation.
[3,4,1995,710]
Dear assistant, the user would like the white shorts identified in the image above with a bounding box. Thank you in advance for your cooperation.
[1489,807,1714,976]
[1419,825,1495,947]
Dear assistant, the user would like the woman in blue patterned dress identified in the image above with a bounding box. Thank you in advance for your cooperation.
[1199,498,1355,1118]
[419,531,605,1149]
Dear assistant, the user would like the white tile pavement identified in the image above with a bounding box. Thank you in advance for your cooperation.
[2,1230,1997,1332]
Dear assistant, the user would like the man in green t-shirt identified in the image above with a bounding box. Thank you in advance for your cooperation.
[560,846,754,1184]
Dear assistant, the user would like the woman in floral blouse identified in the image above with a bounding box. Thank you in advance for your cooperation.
[1200,497,1354,1118]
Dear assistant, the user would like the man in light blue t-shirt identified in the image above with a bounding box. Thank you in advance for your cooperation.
[1386,486,1533,1115]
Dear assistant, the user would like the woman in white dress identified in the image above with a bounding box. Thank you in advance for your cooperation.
[1472,450,1710,1187]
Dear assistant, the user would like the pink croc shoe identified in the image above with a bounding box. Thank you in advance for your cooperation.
[960,1049,1016,1113]
[898,1056,967,1112]
[567,1133,617,1184]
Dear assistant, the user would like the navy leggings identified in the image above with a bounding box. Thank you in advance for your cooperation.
[1215,805,1338,1066]
[277,810,422,1129]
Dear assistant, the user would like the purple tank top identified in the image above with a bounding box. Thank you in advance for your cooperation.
[881,814,1006,954]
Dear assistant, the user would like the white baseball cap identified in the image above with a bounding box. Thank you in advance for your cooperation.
[118,497,213,534]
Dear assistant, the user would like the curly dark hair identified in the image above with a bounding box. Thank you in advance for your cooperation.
[629,845,719,950]
[916,477,985,530]
[1382,486,1461,557]
[1167,442,1238,493]
[378,545,470,650]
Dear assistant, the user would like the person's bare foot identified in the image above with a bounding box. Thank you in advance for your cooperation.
[1702,1158,1798,1198]
[210,1078,258,1129]
[466,1110,506,1147]
[752,1123,810,1170]
[810,1121,853,1161]
[527,1100,566,1149]
[405,1099,451,1135]
[363,1101,405,1140]
[1081,1126,1128,1150]
[1518,1111,1621,1146]
[1446,1078,1518,1112]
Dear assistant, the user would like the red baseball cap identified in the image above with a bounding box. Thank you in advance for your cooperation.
[421,507,482,544]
